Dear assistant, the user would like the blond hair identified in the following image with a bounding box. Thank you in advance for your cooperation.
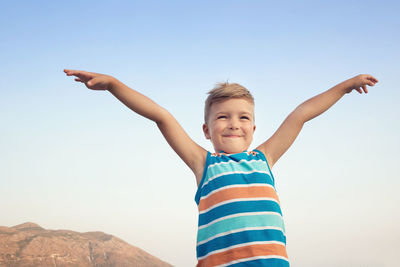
[204,82,254,123]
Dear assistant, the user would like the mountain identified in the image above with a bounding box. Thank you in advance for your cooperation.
[0,222,173,267]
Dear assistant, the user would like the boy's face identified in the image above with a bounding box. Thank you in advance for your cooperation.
[203,98,256,154]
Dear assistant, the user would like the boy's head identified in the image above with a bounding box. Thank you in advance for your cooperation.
[204,82,255,124]
[203,82,256,154]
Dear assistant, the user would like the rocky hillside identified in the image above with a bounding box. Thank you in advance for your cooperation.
[0,222,173,267]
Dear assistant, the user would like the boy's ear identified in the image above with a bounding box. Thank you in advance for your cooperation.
[203,123,211,139]
[253,125,256,132]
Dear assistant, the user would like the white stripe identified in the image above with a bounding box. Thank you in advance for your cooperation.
[198,211,282,230]
[197,226,286,246]
[203,170,270,188]
[199,197,279,215]
[208,159,265,169]
[200,183,275,202]
[197,240,285,260]
[218,255,289,267]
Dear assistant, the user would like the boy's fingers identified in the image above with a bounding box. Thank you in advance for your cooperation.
[67,71,93,81]
[356,88,362,94]
[86,76,101,87]
[64,69,90,77]
[65,70,79,76]
[64,69,80,75]
[368,76,378,83]
[75,78,82,82]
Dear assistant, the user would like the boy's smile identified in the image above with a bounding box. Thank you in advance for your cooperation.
[203,98,256,154]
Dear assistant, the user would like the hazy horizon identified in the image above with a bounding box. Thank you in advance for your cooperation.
[1,1,399,266]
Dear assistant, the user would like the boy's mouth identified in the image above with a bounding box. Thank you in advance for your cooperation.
[223,135,242,138]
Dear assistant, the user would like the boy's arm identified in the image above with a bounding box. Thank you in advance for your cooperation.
[64,69,207,181]
[256,74,378,168]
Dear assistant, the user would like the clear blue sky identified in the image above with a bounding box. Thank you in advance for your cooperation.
[1,1,399,266]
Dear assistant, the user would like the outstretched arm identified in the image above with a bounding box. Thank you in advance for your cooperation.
[256,74,378,168]
[64,69,207,182]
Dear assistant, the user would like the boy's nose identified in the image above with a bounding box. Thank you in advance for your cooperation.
[228,119,240,129]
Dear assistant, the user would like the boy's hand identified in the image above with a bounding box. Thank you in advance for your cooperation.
[345,74,378,94]
[64,69,116,91]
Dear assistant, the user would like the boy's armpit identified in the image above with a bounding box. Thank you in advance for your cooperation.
[256,112,304,168]
[156,111,207,181]
[190,148,208,186]
[254,145,275,169]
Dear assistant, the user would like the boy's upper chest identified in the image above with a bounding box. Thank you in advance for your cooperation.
[205,151,269,180]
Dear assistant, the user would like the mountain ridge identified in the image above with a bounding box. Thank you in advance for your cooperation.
[0,222,173,267]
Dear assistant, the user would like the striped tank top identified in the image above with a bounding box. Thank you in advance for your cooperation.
[194,149,289,267]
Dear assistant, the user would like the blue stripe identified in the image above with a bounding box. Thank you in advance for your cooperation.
[228,258,290,267]
[205,160,270,184]
[199,200,282,226]
[197,229,286,258]
[197,214,285,243]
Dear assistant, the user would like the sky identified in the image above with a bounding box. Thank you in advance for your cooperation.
[1,0,399,266]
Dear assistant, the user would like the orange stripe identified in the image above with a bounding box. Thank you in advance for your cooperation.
[199,186,279,212]
[197,243,288,267]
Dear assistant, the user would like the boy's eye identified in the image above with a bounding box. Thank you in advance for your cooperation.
[217,115,227,119]
[241,116,250,120]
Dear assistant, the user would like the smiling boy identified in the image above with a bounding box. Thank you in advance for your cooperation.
[65,69,378,266]
[203,97,255,155]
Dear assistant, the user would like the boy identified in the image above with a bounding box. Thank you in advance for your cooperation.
[64,69,378,266]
